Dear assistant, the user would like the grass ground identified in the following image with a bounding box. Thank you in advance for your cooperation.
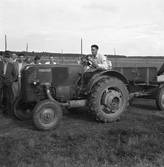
[0,98,164,167]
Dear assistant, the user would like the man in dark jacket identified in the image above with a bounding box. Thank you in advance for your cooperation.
[0,52,17,114]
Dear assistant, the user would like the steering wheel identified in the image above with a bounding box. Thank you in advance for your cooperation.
[81,56,88,65]
[81,56,92,66]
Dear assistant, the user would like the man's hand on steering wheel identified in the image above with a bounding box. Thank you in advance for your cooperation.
[81,55,98,68]
[81,56,92,66]
[87,57,98,68]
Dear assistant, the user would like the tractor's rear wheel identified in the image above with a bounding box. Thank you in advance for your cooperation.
[89,77,128,122]
[156,87,164,110]
[13,96,34,120]
[33,100,62,131]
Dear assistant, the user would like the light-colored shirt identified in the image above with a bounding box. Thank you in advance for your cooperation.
[107,60,112,70]
[45,61,56,64]
[18,62,23,77]
[3,62,8,75]
[13,59,17,63]
[86,53,111,72]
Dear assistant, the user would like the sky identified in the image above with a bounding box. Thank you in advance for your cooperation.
[0,0,164,56]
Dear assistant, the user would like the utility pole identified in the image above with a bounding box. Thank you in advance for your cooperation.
[26,43,28,52]
[81,38,83,55]
[5,35,7,51]
[61,49,64,64]
[114,48,117,67]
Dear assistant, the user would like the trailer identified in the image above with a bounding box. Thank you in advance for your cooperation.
[114,67,164,110]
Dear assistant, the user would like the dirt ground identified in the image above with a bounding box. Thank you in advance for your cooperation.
[0,98,163,136]
[0,98,164,167]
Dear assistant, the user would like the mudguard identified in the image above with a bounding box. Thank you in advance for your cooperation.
[85,70,128,94]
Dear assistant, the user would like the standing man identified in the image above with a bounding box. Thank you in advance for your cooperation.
[0,52,17,114]
[12,53,27,99]
[45,55,56,64]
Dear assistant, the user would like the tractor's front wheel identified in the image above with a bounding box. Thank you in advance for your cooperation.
[89,77,128,122]
[13,96,34,120]
[156,87,164,110]
[33,100,62,131]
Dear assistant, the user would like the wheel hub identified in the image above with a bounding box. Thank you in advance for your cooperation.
[40,108,55,124]
[102,90,122,113]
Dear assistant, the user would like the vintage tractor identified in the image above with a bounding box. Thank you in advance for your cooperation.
[13,59,129,131]
[114,66,164,110]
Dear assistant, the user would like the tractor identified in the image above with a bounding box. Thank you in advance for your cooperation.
[13,57,129,131]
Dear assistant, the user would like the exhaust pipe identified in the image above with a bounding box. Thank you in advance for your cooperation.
[68,100,88,108]
[44,83,88,108]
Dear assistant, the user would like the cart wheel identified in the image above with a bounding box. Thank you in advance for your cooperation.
[156,87,164,110]
[33,100,62,131]
[13,96,34,120]
[89,77,128,122]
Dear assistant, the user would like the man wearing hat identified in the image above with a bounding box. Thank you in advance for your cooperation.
[0,52,17,114]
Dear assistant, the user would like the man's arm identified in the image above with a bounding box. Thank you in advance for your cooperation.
[96,54,109,70]
[107,60,112,70]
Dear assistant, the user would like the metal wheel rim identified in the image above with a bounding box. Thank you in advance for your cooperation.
[101,87,123,115]
[39,107,56,125]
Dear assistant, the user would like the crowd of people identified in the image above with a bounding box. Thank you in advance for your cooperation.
[0,51,57,115]
[0,44,112,116]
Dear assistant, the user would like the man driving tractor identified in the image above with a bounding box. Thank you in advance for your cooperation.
[83,44,112,84]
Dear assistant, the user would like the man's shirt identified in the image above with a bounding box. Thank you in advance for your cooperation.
[18,62,23,77]
[86,53,111,72]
